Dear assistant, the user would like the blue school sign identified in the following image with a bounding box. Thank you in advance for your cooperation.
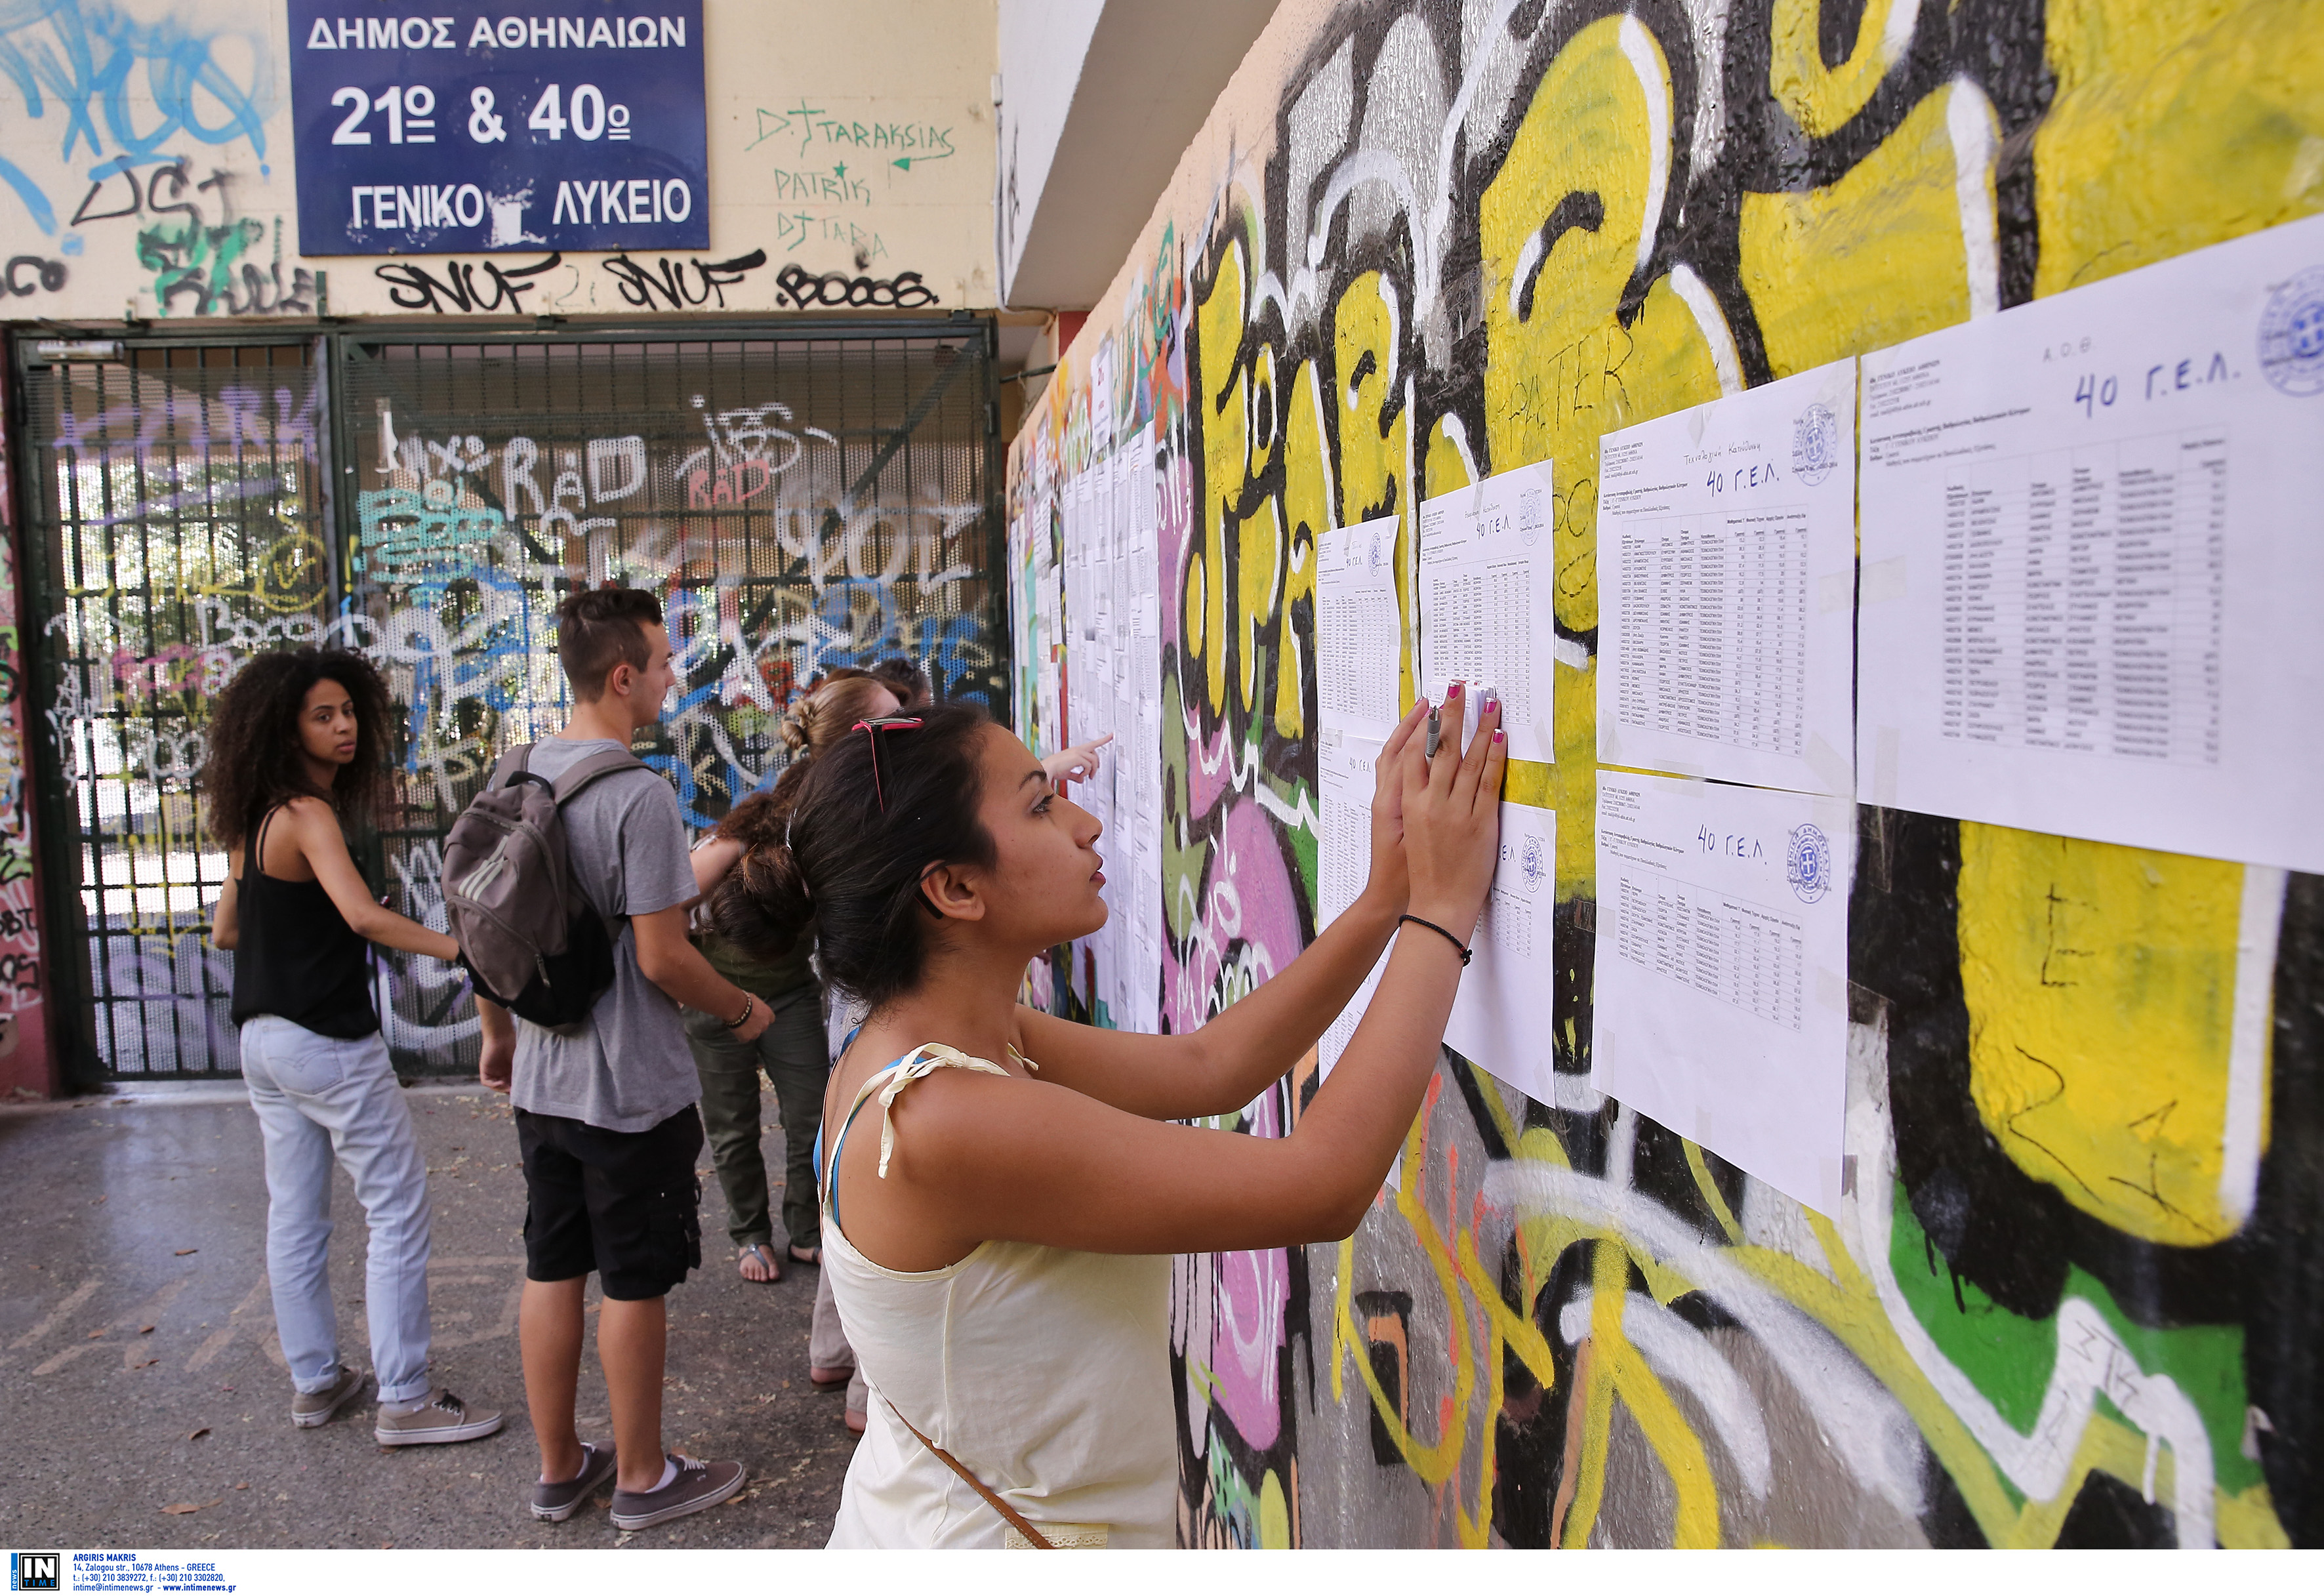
[288,3,708,255]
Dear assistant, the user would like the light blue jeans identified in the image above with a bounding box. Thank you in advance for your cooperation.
[239,1015,434,1402]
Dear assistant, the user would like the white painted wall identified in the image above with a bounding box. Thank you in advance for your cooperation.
[996,0,1107,302]
[996,0,1277,309]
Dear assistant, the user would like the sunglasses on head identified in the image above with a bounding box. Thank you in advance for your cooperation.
[852,716,945,920]
[853,715,925,812]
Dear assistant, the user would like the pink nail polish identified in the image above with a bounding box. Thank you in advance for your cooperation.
[1492,729,1505,744]
[1484,696,1499,716]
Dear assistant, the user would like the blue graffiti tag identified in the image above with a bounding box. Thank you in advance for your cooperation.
[0,0,277,234]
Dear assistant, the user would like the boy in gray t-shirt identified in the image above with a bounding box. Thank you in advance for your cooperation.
[508,735,700,1132]
[476,586,769,1532]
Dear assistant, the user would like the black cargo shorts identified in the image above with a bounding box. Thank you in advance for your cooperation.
[516,1103,704,1300]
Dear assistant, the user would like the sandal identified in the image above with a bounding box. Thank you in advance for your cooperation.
[737,1243,782,1283]
[788,1243,821,1266]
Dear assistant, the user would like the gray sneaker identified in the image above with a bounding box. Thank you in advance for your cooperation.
[531,1443,619,1523]
[609,1453,746,1530]
[291,1364,367,1429]
[374,1387,505,1446]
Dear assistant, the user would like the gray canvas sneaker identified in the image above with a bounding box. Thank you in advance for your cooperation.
[373,1387,505,1446]
[531,1442,619,1523]
[291,1364,367,1429]
[609,1453,746,1530]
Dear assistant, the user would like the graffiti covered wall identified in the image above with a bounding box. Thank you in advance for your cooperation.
[0,375,52,1097]
[24,333,996,1080]
[1006,0,2324,1549]
[0,0,998,321]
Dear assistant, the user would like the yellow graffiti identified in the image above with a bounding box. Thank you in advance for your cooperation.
[1769,0,1915,137]
[1957,825,2259,1245]
[1741,83,1995,377]
[1009,0,2319,1551]
[2035,0,2324,293]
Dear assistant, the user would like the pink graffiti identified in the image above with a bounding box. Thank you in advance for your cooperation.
[1210,1082,1292,1449]
[108,643,222,705]
[0,876,42,1014]
[685,459,774,509]
[1163,796,1303,1033]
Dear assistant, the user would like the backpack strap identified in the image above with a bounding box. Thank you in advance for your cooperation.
[546,748,651,804]
[485,742,537,790]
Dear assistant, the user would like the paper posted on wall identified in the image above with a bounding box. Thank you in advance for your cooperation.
[1857,210,2324,871]
[1316,730,1388,1080]
[1591,771,1852,1216]
[1316,512,1404,743]
[1417,462,1557,764]
[1440,801,1559,1107]
[1597,356,1857,795]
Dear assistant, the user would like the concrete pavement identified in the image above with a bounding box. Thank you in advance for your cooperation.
[0,1084,854,1549]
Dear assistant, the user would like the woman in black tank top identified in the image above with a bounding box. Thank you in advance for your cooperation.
[201,649,502,1448]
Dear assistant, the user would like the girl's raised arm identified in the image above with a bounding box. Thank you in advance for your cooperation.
[832,699,1505,1267]
[1014,693,1450,1120]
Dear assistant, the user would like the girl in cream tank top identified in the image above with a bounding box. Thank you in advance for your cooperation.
[821,1045,1175,1549]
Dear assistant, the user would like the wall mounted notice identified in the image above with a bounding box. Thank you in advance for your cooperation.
[1599,358,1857,795]
[1316,731,1389,1080]
[1317,514,1404,743]
[1858,212,2324,871]
[1117,429,1166,1036]
[1441,802,1559,1106]
[1417,464,1557,764]
[289,3,709,256]
[1593,772,1852,1216]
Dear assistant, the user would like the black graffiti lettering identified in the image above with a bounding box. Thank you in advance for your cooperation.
[0,903,35,940]
[69,168,142,226]
[601,249,769,310]
[373,253,564,314]
[4,255,68,295]
[71,161,238,238]
[773,263,939,310]
[145,156,198,219]
[0,952,39,994]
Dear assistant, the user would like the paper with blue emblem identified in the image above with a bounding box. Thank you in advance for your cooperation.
[1592,771,1852,1217]
[1597,357,1859,796]
[1441,800,1560,1109]
[1856,211,2324,871]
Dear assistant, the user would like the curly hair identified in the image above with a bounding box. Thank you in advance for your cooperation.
[200,649,394,848]
[702,674,899,957]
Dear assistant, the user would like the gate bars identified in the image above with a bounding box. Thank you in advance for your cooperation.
[10,318,1004,1084]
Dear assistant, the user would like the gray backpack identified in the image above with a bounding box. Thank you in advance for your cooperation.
[442,743,651,1027]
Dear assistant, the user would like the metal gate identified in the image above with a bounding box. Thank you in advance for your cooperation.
[14,321,1002,1083]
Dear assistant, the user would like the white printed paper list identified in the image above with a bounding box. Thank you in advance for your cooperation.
[1598,358,1857,794]
[1858,211,2324,871]
[1592,772,1852,1217]
[1417,463,1557,764]
[1441,801,1559,1107]
[1317,512,1404,744]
